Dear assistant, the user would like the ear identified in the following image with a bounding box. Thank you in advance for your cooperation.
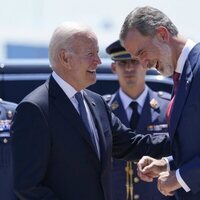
[58,49,71,69]
[111,63,117,74]
[155,26,170,42]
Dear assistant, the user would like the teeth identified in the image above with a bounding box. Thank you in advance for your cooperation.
[88,70,96,73]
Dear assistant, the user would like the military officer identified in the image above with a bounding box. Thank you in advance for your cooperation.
[0,98,17,200]
[105,40,175,200]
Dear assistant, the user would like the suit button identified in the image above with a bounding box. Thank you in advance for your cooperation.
[134,177,140,183]
[134,194,140,199]
[3,138,8,143]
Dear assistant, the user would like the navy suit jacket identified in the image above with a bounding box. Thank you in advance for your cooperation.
[109,88,175,200]
[11,76,170,200]
[169,43,200,200]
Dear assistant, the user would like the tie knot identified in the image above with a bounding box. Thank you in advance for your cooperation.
[75,92,83,102]
[129,101,138,110]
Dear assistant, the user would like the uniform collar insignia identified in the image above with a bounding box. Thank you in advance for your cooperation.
[150,98,159,109]
[111,101,119,111]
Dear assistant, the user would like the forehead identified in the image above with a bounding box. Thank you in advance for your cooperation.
[123,29,150,55]
[74,32,98,49]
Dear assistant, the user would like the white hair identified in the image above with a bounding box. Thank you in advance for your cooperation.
[48,21,93,68]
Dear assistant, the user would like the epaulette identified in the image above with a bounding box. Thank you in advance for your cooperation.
[157,91,171,101]
[102,94,112,103]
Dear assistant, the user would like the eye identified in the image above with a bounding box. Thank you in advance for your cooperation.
[87,52,93,57]
[131,59,140,65]
[138,50,147,60]
[118,61,127,66]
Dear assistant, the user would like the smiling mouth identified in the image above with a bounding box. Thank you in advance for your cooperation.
[87,70,96,74]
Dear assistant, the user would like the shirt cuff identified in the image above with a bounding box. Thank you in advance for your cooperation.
[176,169,191,192]
[162,156,173,172]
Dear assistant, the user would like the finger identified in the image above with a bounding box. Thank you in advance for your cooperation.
[137,170,153,182]
[157,178,161,192]
[157,177,166,195]
[137,157,148,171]
[168,190,175,196]
[137,162,143,171]
[142,162,157,174]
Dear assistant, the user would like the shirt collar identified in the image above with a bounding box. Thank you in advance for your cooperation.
[176,39,196,74]
[52,71,83,99]
[119,86,148,110]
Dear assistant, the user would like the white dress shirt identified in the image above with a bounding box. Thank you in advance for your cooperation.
[119,86,148,121]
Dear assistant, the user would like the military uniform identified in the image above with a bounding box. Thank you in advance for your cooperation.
[104,90,175,200]
[0,99,17,200]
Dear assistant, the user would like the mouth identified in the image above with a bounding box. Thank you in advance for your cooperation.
[124,73,135,78]
[87,69,96,74]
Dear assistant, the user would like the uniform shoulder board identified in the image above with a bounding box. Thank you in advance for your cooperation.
[0,99,17,109]
[157,91,171,101]
[102,94,112,103]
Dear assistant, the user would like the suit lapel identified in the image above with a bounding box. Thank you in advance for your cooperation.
[170,60,193,139]
[49,77,98,158]
[83,92,105,162]
[110,92,129,127]
[137,90,160,132]
[170,43,200,139]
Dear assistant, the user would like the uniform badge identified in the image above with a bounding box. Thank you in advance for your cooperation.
[0,120,11,138]
[150,98,159,109]
[147,124,168,131]
[111,101,119,111]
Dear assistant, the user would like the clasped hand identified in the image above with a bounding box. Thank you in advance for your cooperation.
[137,156,181,196]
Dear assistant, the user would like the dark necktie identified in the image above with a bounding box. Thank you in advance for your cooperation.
[172,72,180,95]
[75,92,99,157]
[166,72,180,122]
[129,101,140,130]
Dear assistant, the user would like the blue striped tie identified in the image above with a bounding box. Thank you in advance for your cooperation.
[75,92,99,156]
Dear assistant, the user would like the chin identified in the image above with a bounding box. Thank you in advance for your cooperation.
[87,79,96,87]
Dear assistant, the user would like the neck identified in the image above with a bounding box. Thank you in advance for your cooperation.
[170,34,187,71]
[121,84,145,99]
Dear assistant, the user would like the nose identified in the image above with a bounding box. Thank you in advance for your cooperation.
[96,54,102,65]
[124,63,134,71]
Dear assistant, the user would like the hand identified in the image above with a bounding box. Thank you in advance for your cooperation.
[157,170,181,196]
[137,156,167,182]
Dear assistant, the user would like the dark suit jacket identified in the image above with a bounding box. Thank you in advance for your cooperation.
[11,76,170,200]
[169,43,200,200]
[109,88,175,200]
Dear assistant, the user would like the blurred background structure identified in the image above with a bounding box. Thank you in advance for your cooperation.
[0,0,200,59]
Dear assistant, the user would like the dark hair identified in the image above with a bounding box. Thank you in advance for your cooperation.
[120,6,178,40]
